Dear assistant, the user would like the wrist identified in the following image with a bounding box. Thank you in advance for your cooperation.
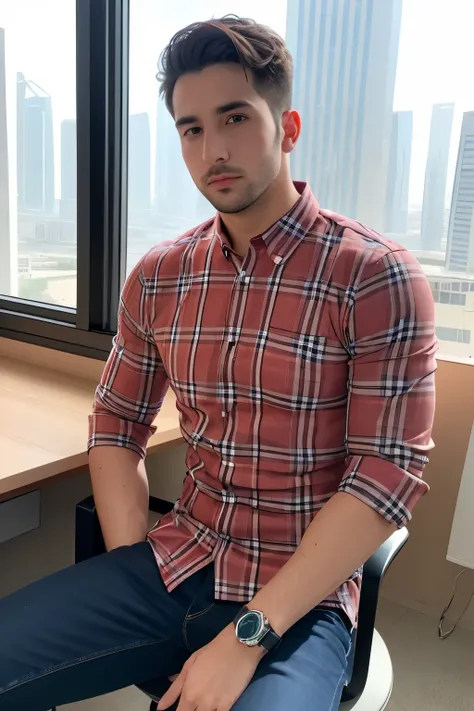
[220,623,266,661]
[247,595,292,638]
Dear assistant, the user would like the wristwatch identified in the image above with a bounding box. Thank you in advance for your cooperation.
[233,605,281,651]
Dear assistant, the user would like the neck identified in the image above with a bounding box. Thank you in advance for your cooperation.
[220,176,300,257]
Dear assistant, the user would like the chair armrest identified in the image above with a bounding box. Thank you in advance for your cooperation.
[149,496,174,516]
[362,527,409,585]
[75,494,175,564]
[341,527,409,702]
[75,495,106,564]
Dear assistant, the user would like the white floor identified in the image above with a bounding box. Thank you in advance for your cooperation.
[64,598,474,711]
[377,600,474,711]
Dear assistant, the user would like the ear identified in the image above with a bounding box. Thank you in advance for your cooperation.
[281,110,301,153]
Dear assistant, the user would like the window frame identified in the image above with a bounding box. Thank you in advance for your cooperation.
[0,0,129,361]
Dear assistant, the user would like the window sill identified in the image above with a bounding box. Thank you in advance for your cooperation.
[0,338,182,499]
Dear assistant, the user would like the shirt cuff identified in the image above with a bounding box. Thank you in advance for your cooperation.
[338,454,430,528]
[87,413,157,460]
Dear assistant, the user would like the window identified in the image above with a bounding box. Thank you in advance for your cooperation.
[450,292,466,306]
[1,1,473,361]
[0,0,76,307]
[127,0,474,359]
[436,327,471,345]
[0,1,126,359]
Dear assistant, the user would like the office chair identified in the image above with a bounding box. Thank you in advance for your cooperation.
[69,495,408,711]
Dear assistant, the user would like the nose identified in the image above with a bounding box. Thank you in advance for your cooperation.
[201,128,230,166]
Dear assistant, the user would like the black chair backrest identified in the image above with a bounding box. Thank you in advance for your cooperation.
[341,528,409,702]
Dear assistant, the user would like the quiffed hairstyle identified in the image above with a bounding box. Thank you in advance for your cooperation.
[157,15,293,119]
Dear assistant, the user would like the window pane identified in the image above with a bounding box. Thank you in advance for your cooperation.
[0,1,76,307]
[436,327,459,343]
[127,0,474,358]
[449,292,466,306]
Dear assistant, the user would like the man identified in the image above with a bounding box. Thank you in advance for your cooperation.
[0,16,436,711]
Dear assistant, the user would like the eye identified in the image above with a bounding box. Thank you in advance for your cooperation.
[226,114,247,125]
[183,126,202,137]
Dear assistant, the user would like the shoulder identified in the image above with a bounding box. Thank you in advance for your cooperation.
[131,216,215,282]
[317,207,425,286]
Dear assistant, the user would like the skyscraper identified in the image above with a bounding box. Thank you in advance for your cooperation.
[446,111,474,273]
[59,118,76,222]
[17,72,55,213]
[420,103,455,252]
[286,0,403,231]
[385,110,413,234]
[129,112,151,215]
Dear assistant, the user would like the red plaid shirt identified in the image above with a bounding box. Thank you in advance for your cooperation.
[88,182,437,626]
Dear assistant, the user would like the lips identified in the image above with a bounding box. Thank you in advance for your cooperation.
[208,176,241,188]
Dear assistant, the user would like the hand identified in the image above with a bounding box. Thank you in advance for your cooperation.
[157,624,264,711]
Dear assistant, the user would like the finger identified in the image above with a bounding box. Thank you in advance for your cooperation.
[176,693,197,711]
[168,674,180,682]
[178,694,217,711]
[157,673,185,710]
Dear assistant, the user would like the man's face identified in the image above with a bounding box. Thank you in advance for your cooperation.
[172,63,283,214]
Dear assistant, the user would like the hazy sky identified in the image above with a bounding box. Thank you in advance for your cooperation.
[1,0,473,205]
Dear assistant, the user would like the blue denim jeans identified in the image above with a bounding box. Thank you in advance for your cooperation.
[0,541,352,710]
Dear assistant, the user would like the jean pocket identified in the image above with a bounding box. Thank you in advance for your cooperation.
[183,598,240,653]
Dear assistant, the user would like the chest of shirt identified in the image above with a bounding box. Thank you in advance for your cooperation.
[147,238,350,410]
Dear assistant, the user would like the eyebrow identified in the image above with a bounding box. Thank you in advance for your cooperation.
[175,100,252,128]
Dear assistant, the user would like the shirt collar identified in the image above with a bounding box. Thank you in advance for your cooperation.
[213,181,319,266]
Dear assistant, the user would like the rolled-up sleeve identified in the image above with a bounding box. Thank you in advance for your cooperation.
[338,249,438,527]
[88,257,169,459]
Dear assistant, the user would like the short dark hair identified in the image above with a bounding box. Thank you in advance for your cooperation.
[157,15,293,118]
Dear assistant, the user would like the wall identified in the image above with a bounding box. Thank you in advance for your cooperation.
[382,358,474,630]
[0,444,187,599]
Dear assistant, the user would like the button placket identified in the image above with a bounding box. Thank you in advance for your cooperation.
[218,253,253,470]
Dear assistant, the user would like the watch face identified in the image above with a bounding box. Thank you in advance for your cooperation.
[237,611,263,642]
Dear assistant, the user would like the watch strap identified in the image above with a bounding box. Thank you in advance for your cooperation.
[259,627,281,651]
[234,604,250,623]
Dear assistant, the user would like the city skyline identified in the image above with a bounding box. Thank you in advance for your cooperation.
[0,0,474,355]
[1,0,474,204]
[1,5,474,266]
